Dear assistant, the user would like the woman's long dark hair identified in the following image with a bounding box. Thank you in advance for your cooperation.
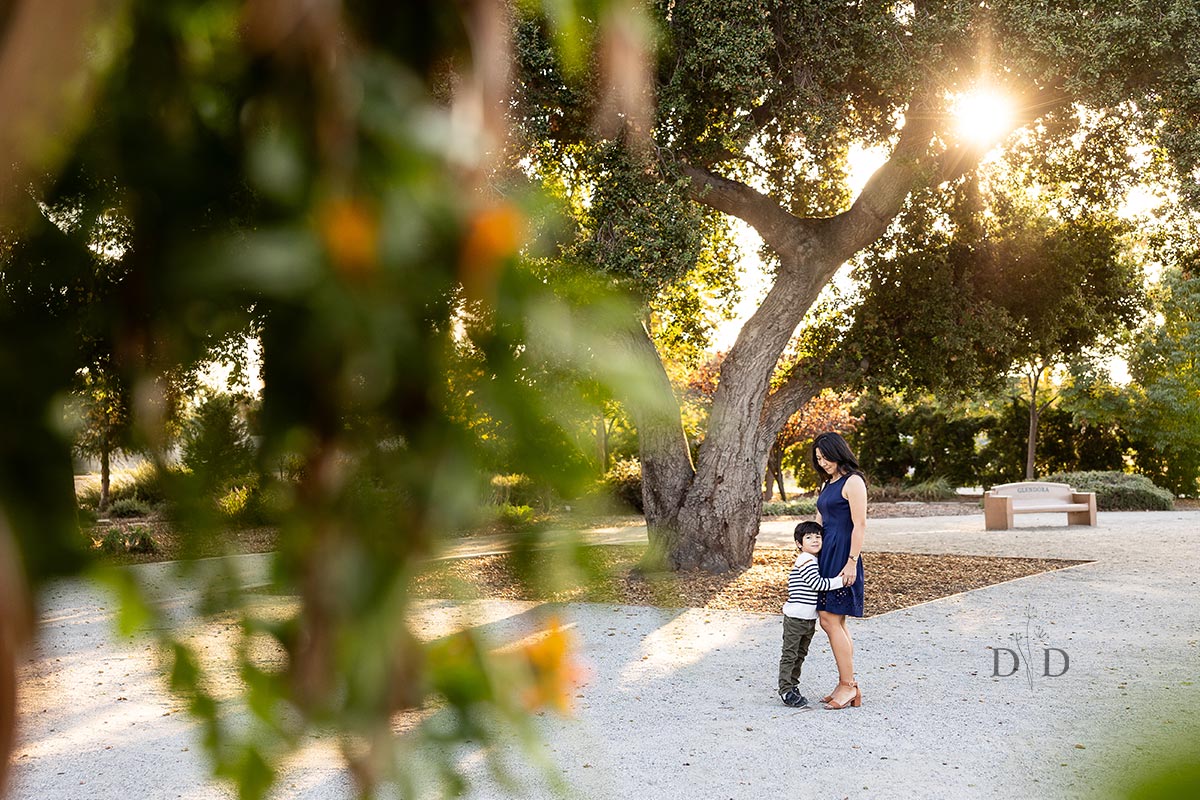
[810,431,866,486]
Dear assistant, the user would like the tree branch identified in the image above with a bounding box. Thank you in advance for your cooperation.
[676,162,820,254]
[825,107,939,257]
[759,356,857,446]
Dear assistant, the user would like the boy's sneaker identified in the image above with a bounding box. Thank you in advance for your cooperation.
[780,687,808,708]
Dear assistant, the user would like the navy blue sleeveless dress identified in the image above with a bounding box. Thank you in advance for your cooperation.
[815,473,865,617]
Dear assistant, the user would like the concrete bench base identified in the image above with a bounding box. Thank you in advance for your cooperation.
[984,482,1098,530]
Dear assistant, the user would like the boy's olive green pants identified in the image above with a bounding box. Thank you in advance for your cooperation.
[778,615,816,694]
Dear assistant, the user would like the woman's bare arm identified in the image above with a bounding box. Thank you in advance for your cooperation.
[841,474,867,582]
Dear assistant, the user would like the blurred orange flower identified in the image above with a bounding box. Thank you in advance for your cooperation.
[460,202,524,302]
[318,197,378,277]
[520,616,581,714]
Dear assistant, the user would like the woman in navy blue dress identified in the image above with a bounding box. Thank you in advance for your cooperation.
[812,432,866,710]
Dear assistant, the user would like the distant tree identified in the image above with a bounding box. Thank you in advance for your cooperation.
[903,399,988,487]
[771,391,860,499]
[72,363,133,511]
[180,393,255,493]
[983,209,1142,479]
[1127,261,1200,494]
[851,179,1143,481]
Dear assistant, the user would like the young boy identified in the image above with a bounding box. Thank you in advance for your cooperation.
[778,521,845,707]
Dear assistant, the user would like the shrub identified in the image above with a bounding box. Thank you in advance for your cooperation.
[112,462,171,505]
[96,528,124,553]
[1041,471,1174,511]
[869,483,905,502]
[601,458,643,513]
[125,526,160,554]
[95,525,160,555]
[488,474,547,508]
[217,479,278,526]
[761,499,817,517]
[76,462,172,509]
[497,503,535,530]
[181,394,254,491]
[900,478,958,502]
[106,497,152,518]
[869,478,958,503]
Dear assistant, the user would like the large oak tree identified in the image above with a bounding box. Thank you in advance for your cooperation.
[513,0,1200,571]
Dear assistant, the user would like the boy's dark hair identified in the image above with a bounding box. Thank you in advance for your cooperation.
[794,521,824,544]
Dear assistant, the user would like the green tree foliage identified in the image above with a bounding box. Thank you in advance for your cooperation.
[180,393,254,492]
[850,176,1143,479]
[511,0,1200,571]
[71,362,134,511]
[850,392,988,487]
[1126,261,1200,494]
[977,397,1078,485]
[0,1,654,797]
[850,384,1135,489]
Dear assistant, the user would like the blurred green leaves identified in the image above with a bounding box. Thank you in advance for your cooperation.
[1,0,658,798]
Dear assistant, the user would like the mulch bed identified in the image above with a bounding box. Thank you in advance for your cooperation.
[411,545,1087,617]
[88,500,1093,616]
[89,509,1087,616]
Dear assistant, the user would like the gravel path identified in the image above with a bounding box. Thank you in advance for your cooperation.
[10,510,1200,799]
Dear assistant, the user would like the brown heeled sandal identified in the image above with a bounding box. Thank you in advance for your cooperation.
[819,680,850,704]
[822,680,861,710]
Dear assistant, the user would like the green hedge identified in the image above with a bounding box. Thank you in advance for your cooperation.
[870,478,958,503]
[761,499,817,517]
[601,458,643,513]
[1041,471,1174,511]
[488,474,554,510]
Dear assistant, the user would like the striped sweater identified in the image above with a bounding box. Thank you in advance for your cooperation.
[782,552,845,619]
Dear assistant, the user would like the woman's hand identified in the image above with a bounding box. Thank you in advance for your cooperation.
[840,561,856,585]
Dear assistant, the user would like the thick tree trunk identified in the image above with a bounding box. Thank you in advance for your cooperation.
[674,453,768,571]
[662,260,838,571]
[635,152,905,571]
[616,323,695,564]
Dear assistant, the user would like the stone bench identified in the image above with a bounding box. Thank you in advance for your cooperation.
[983,481,1097,530]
